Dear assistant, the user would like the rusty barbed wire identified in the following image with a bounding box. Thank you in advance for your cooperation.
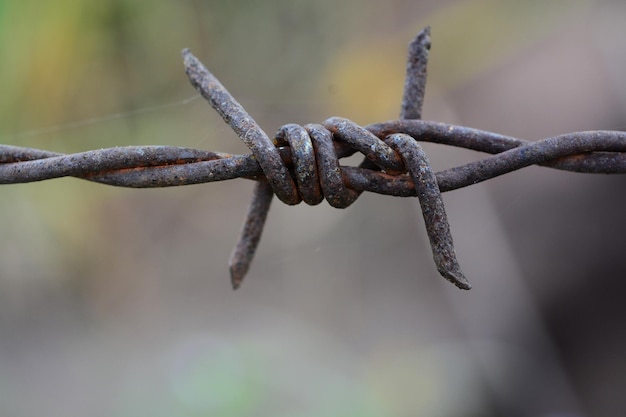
[2,27,626,290]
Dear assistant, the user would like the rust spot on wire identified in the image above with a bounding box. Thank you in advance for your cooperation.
[2,27,626,290]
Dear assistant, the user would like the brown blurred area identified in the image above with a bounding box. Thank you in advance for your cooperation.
[1,1,626,416]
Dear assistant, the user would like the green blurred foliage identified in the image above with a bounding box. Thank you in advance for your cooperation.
[1,0,194,147]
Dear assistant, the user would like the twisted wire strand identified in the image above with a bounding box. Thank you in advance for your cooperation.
[4,124,624,189]
[2,28,626,290]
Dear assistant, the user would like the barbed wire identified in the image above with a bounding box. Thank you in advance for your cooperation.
[2,27,625,290]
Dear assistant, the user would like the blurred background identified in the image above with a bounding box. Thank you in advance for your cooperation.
[1,0,626,416]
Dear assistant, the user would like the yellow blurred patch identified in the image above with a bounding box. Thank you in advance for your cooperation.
[317,0,590,123]
[317,36,406,124]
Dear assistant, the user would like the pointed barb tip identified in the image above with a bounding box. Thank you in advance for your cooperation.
[230,268,244,290]
[440,269,472,290]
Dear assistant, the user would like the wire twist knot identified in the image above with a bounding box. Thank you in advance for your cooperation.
[183,28,469,289]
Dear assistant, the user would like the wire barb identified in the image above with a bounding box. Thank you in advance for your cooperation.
[2,28,626,290]
[401,26,430,120]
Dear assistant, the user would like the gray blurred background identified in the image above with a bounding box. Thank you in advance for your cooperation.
[1,1,626,416]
